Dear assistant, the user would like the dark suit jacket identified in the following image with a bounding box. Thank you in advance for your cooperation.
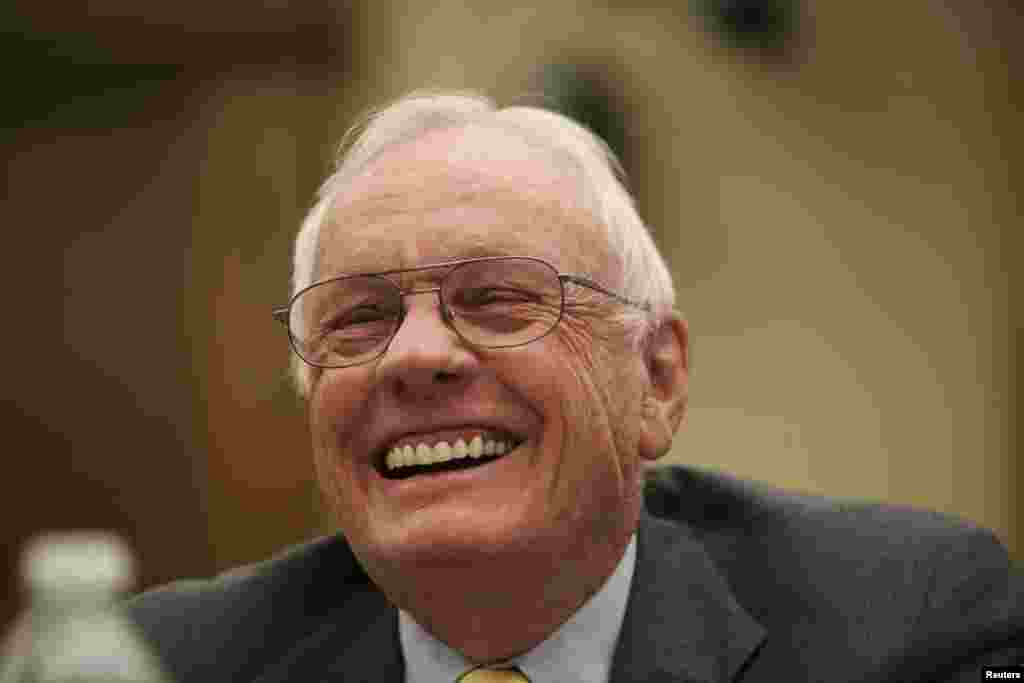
[125,466,1023,682]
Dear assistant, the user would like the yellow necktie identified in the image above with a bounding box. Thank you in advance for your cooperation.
[457,666,530,682]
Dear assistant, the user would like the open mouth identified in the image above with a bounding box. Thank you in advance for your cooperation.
[377,436,524,481]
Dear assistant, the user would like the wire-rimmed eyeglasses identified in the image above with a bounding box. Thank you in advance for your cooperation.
[273,256,650,369]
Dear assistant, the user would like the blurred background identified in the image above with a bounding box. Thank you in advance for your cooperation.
[3,0,1020,624]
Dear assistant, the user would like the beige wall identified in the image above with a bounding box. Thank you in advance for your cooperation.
[330,0,1019,551]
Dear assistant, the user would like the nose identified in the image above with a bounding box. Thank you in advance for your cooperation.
[373,291,477,399]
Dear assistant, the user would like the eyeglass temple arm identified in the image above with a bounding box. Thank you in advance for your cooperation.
[560,275,652,312]
[272,307,290,326]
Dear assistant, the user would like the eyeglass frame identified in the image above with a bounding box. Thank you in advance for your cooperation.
[273,255,652,369]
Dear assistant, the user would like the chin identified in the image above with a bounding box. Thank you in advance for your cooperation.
[362,512,551,569]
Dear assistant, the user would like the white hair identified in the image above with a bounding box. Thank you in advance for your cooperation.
[288,90,676,397]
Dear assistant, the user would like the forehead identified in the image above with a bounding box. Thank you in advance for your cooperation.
[316,125,612,279]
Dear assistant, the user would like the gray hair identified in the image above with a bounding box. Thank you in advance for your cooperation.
[288,90,676,397]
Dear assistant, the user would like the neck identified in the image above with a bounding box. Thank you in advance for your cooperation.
[368,527,634,664]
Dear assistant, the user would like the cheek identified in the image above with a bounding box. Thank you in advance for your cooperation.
[554,317,635,421]
[309,381,375,528]
[548,322,606,415]
[531,327,619,464]
[548,319,648,478]
[311,370,370,434]
[309,373,372,481]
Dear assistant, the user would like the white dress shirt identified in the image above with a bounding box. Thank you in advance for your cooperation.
[399,535,637,683]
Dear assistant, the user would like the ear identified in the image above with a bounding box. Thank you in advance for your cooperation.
[637,313,689,462]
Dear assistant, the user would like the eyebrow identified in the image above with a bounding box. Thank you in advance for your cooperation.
[446,244,523,260]
[318,240,553,282]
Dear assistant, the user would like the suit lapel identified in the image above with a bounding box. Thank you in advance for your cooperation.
[249,507,764,683]
[251,558,404,683]
[319,589,404,683]
[610,510,766,683]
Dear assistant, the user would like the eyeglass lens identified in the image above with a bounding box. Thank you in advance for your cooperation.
[288,258,564,367]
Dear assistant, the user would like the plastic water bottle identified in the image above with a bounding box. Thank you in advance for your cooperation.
[0,532,173,683]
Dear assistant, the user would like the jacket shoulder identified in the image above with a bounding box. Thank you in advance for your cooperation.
[643,465,1023,674]
[643,464,996,543]
[643,464,1014,583]
[124,535,370,683]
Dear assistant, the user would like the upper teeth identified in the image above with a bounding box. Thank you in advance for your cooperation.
[385,435,512,470]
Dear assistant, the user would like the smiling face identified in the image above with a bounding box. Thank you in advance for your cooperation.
[308,124,667,612]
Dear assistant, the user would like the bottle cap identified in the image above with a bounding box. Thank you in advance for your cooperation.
[22,531,136,596]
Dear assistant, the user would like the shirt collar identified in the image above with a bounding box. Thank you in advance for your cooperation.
[399,534,637,683]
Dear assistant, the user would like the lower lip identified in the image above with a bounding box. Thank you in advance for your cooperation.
[371,444,523,496]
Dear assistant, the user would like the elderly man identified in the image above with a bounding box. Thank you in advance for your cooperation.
[127,92,1022,682]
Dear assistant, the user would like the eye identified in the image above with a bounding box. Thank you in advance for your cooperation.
[348,306,390,323]
[458,287,537,306]
[323,304,398,330]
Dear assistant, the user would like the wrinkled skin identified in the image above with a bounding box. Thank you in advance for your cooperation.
[308,124,688,662]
